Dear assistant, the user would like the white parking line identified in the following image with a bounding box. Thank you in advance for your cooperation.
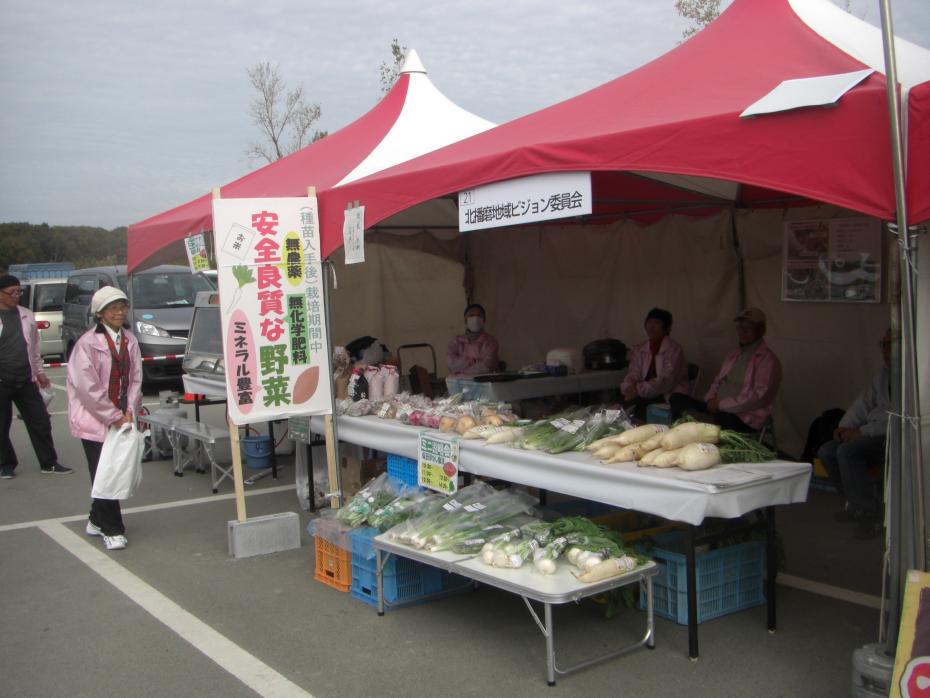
[777,573,882,609]
[39,521,314,698]
[0,484,299,533]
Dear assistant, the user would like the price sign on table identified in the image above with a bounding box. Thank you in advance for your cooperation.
[418,432,459,494]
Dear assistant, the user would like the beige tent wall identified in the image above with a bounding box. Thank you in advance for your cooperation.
[327,243,466,375]
[738,206,891,458]
[465,207,889,458]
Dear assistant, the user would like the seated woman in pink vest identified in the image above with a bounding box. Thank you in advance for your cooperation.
[620,307,690,421]
[669,307,781,433]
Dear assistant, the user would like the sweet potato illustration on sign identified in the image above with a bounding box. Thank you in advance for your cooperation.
[293,366,320,404]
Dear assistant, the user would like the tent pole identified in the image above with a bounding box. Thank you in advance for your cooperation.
[877,0,926,656]
[729,211,746,311]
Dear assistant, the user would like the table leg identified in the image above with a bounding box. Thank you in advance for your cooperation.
[686,524,699,660]
[766,506,777,632]
[268,421,278,479]
[194,394,201,423]
[544,602,556,686]
[376,548,385,616]
[306,442,316,513]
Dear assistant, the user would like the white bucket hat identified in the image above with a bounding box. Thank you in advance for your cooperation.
[91,286,129,315]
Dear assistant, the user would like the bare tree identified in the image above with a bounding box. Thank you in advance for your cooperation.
[675,0,721,40]
[379,39,408,95]
[246,62,326,164]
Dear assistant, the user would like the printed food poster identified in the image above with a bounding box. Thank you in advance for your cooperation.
[213,196,332,425]
[783,218,882,303]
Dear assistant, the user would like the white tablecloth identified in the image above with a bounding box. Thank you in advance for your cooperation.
[311,415,811,525]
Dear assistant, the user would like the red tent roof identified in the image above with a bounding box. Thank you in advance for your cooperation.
[318,0,930,259]
[127,51,494,271]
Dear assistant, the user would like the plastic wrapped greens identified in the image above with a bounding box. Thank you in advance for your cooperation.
[336,473,399,528]
[367,488,438,531]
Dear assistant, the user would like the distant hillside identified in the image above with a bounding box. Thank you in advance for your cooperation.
[0,222,127,272]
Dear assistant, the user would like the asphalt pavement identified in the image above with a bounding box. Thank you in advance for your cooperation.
[0,367,883,697]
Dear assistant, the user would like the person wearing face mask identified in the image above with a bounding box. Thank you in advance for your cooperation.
[446,303,499,378]
[669,307,781,433]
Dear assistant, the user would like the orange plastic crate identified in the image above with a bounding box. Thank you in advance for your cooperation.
[314,535,352,592]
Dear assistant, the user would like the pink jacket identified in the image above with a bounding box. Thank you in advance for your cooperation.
[447,332,499,377]
[620,336,690,401]
[67,327,143,442]
[705,340,782,431]
[16,306,45,382]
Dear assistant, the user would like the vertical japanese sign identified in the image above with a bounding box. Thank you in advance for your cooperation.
[418,432,459,494]
[342,205,365,265]
[184,233,211,272]
[212,196,332,425]
[782,218,882,303]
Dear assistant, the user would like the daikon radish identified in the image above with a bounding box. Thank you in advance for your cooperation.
[639,431,668,452]
[652,448,683,468]
[602,442,651,463]
[485,427,522,445]
[638,448,664,467]
[660,422,721,450]
[462,424,504,439]
[586,433,627,451]
[575,556,638,582]
[617,424,668,446]
[676,442,721,470]
[593,443,622,460]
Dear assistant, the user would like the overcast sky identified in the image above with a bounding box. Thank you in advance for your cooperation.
[0,0,927,230]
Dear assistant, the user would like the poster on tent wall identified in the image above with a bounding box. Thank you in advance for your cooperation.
[212,196,333,426]
[782,218,882,303]
[458,172,592,232]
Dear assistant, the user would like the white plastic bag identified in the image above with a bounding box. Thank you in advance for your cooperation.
[91,422,148,500]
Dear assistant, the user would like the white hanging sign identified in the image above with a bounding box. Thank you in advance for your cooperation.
[458,171,592,232]
[212,196,333,425]
[343,205,366,264]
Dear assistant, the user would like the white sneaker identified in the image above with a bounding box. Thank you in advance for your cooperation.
[103,534,127,551]
[85,520,102,537]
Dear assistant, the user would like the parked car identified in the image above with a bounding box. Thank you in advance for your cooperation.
[61,265,215,383]
[18,277,68,359]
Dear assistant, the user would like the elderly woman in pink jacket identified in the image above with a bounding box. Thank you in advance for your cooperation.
[620,308,690,421]
[67,286,142,551]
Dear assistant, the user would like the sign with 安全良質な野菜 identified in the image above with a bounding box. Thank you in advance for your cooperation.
[418,432,459,494]
[212,196,332,426]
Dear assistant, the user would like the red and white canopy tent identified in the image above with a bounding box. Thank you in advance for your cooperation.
[318,0,929,255]
[126,49,495,272]
[315,0,929,655]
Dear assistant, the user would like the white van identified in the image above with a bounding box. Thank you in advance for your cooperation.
[19,277,67,359]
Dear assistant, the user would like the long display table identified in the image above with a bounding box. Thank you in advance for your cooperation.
[374,534,659,685]
[312,414,812,659]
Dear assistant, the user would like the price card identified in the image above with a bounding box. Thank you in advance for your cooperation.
[418,431,460,494]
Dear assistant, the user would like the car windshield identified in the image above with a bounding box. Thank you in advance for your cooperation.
[34,282,66,312]
[132,273,214,309]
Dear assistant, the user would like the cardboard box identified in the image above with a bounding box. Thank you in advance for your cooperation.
[341,456,386,498]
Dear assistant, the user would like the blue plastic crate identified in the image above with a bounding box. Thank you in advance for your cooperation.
[350,527,444,607]
[637,531,765,625]
[387,453,418,488]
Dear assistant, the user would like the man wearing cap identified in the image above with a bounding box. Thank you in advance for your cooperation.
[67,286,143,551]
[0,274,72,478]
[670,307,782,433]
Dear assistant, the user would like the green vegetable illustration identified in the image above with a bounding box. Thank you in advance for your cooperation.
[227,264,256,311]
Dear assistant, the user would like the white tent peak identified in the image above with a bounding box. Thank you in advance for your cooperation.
[400,48,427,75]
[788,0,930,89]
[336,53,495,187]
